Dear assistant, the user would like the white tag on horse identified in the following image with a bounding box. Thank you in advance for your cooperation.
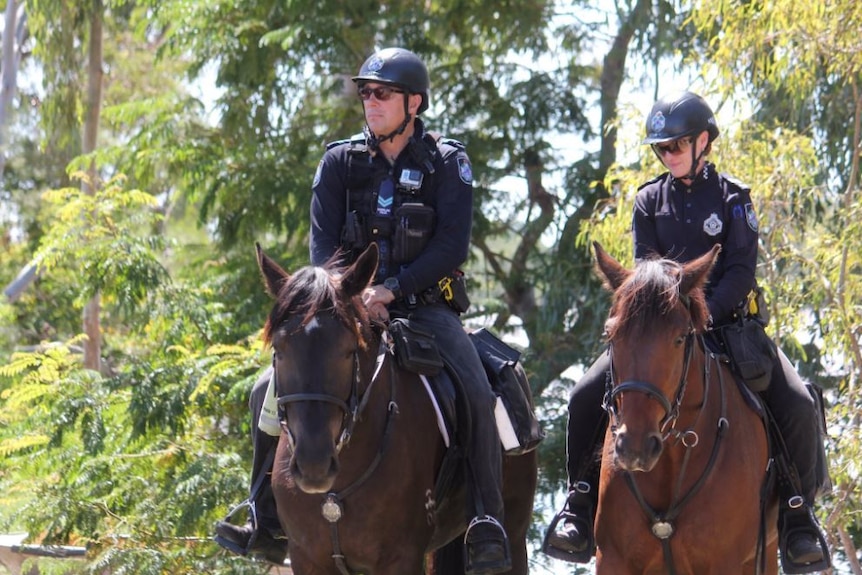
[494,396,520,451]
[258,371,281,437]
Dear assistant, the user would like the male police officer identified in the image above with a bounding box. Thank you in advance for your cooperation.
[545,91,830,574]
[216,47,511,575]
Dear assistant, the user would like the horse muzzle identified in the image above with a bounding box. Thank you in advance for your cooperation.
[290,437,340,493]
[613,424,664,472]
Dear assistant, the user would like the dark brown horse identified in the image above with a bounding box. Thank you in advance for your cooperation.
[255,242,537,575]
[592,242,778,575]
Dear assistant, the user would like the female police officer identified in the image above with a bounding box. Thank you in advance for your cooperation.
[217,47,511,575]
[544,91,830,574]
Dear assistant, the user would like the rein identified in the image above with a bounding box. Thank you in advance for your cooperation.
[275,332,400,575]
[608,335,730,575]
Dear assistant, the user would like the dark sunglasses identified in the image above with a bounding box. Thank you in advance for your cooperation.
[358,86,405,102]
[651,137,693,156]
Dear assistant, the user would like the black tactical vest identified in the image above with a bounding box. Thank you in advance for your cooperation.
[337,132,464,276]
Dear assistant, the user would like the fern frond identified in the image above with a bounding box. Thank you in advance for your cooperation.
[0,434,50,457]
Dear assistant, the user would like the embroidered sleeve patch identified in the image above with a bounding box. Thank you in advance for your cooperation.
[744,203,759,232]
[312,159,324,188]
[457,155,473,185]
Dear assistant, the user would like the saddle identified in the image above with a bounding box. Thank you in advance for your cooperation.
[387,319,544,457]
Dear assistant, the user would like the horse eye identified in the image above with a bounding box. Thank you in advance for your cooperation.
[675,335,686,346]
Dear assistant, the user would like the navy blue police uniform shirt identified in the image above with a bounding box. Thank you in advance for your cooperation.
[309,118,474,300]
[632,162,759,326]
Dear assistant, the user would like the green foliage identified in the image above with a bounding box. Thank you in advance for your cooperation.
[34,173,168,313]
[688,0,862,560]
[3,0,861,571]
[0,284,268,573]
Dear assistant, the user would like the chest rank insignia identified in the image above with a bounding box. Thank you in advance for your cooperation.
[703,212,723,236]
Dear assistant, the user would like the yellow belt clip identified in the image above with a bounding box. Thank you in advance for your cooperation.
[747,289,759,316]
[438,276,454,302]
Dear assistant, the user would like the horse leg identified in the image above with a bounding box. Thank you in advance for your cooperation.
[595,549,635,575]
[501,450,537,575]
[285,550,341,575]
[428,538,465,575]
[741,537,779,575]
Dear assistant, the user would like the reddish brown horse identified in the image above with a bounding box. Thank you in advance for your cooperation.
[592,242,778,575]
[255,243,538,575]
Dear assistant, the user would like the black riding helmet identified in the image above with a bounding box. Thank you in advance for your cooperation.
[642,91,719,145]
[352,47,430,114]
[644,91,719,180]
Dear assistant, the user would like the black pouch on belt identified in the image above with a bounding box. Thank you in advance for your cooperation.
[388,317,444,376]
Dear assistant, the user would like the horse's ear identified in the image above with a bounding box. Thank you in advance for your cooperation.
[680,244,721,296]
[256,242,290,298]
[594,241,629,291]
[341,243,379,298]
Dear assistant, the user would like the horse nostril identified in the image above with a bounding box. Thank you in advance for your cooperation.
[647,432,663,459]
[614,432,629,457]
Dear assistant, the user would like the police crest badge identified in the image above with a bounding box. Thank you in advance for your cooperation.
[703,212,723,236]
[367,55,384,72]
[457,155,473,185]
[745,203,759,232]
[650,111,666,134]
[312,159,323,187]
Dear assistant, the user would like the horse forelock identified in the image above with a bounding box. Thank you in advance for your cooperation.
[263,262,370,349]
[608,258,695,340]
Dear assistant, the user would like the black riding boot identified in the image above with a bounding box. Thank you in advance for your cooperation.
[764,351,831,574]
[543,354,608,563]
[775,437,831,574]
[215,369,289,565]
[214,475,288,565]
[412,303,511,575]
[543,479,598,563]
[778,499,829,574]
[462,392,510,575]
[464,515,511,575]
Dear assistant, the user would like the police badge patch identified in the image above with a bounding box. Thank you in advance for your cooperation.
[457,155,473,185]
[703,212,723,236]
[312,159,324,187]
[650,111,666,134]
[367,55,384,72]
[745,203,759,232]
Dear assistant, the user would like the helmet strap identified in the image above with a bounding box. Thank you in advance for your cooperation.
[364,95,412,151]
[685,143,709,181]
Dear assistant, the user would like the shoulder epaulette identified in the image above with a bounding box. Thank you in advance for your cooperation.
[326,132,367,151]
[719,173,751,192]
[637,173,666,191]
[436,137,465,150]
[423,131,465,152]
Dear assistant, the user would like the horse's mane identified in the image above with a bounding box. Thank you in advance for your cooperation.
[262,260,370,349]
[606,257,709,340]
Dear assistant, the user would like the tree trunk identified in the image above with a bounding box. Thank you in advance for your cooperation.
[0,0,20,178]
[82,0,103,371]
